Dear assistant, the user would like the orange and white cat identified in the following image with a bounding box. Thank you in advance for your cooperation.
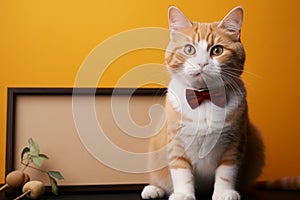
[141,6,265,200]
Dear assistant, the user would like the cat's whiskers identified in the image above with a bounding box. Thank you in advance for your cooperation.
[220,67,252,88]
[206,67,245,99]
[222,75,244,99]
[221,64,263,80]
[221,71,251,92]
[221,71,242,81]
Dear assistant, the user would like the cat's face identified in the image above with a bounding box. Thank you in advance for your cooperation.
[165,7,245,89]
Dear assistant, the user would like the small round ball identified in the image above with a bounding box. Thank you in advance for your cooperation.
[22,181,45,199]
[6,170,25,188]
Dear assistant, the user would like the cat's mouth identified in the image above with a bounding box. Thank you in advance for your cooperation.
[193,72,202,77]
[189,72,208,89]
[191,68,208,77]
[190,71,205,81]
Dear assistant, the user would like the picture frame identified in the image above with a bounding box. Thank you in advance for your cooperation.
[5,87,167,193]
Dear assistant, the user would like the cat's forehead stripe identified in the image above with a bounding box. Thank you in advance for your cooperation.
[191,22,201,44]
[192,23,210,50]
[198,23,216,50]
[198,22,201,42]
[193,22,201,43]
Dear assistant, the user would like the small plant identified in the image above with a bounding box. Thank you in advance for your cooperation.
[0,138,64,198]
[20,138,64,195]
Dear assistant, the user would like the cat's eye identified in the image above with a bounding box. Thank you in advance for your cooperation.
[211,45,224,56]
[184,44,196,55]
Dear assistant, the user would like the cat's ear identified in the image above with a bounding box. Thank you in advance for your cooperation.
[218,6,244,40]
[168,6,192,31]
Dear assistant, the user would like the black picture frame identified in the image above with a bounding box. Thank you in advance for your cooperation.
[5,87,167,193]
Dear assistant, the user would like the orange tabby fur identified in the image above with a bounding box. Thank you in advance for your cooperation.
[141,6,300,200]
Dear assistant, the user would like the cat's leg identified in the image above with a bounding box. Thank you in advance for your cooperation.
[164,97,195,200]
[141,124,171,199]
[212,163,240,200]
[168,138,195,200]
[212,145,242,200]
[169,168,195,200]
[141,167,171,199]
[141,185,165,199]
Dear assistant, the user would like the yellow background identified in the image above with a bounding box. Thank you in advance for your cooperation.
[1,0,300,183]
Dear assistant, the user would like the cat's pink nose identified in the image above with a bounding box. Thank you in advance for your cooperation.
[198,62,208,68]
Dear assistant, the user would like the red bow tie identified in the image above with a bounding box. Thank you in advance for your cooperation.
[186,88,226,109]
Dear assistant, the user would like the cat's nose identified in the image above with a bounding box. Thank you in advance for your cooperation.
[198,62,208,68]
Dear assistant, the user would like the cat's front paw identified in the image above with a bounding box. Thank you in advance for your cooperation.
[212,189,240,200]
[169,193,195,200]
[141,185,165,199]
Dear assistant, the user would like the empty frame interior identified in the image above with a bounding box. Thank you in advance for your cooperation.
[8,88,166,188]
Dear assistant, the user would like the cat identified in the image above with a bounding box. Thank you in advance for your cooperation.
[141,6,298,200]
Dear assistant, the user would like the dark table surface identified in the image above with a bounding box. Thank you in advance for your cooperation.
[2,189,300,200]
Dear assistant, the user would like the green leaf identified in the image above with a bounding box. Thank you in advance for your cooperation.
[49,175,58,195]
[48,171,64,180]
[21,147,30,160]
[28,138,40,156]
[39,153,49,159]
[31,155,48,167]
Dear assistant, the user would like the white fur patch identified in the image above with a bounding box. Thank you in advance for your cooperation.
[169,193,196,200]
[213,165,240,200]
[215,165,237,188]
[169,168,195,200]
[212,189,240,200]
[170,168,194,194]
[141,185,165,199]
[198,39,208,50]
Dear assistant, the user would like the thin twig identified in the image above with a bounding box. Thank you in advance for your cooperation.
[20,161,47,174]
[0,184,8,191]
[13,190,31,200]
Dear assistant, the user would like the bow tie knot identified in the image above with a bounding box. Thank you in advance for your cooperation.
[186,88,226,109]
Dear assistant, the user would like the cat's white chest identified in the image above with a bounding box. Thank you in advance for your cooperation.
[167,77,230,137]
[167,78,229,191]
[167,83,215,136]
[168,89,225,191]
[180,101,211,135]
